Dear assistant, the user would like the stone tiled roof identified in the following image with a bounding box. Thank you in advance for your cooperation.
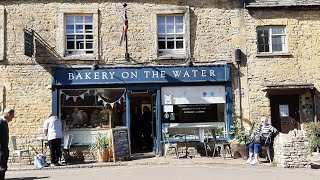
[246,0,320,8]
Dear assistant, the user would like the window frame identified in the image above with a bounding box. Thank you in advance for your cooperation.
[151,7,191,60]
[256,26,288,54]
[57,6,99,60]
[157,15,185,55]
[65,15,94,55]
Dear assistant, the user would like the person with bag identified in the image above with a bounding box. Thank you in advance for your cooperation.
[246,116,277,165]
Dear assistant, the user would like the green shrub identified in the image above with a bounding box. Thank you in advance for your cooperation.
[305,122,320,152]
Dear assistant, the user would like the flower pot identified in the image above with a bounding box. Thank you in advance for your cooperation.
[97,148,110,162]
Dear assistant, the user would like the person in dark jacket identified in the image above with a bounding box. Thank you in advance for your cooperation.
[0,108,15,180]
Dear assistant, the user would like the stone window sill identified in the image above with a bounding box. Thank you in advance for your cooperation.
[256,53,292,57]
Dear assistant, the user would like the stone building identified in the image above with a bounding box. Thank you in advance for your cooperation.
[0,0,318,159]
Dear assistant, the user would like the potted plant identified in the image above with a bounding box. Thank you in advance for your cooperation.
[89,133,111,162]
[229,117,255,158]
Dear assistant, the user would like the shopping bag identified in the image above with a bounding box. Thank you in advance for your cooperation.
[34,154,46,169]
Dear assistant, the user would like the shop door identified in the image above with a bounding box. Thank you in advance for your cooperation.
[270,95,300,134]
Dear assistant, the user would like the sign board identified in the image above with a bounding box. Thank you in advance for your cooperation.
[110,127,131,162]
[24,29,34,57]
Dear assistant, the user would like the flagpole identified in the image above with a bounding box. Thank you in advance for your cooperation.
[123,3,130,61]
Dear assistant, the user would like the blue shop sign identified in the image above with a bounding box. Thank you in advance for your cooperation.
[53,65,231,85]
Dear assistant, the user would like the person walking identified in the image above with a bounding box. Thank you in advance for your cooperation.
[43,115,63,167]
[0,108,15,180]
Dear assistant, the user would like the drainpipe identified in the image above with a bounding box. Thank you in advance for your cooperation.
[235,48,243,127]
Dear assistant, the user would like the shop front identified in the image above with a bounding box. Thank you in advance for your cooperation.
[51,63,233,155]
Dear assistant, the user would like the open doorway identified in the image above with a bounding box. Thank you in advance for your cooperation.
[130,90,157,154]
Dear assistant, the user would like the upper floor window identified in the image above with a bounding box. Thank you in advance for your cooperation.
[151,7,190,60]
[65,15,93,55]
[157,15,184,55]
[257,26,287,53]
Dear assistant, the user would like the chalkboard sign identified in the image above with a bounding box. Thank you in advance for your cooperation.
[111,127,131,162]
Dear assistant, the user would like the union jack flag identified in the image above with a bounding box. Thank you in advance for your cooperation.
[119,8,128,46]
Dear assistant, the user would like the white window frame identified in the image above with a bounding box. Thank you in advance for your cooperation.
[257,26,288,54]
[57,5,99,60]
[157,15,185,55]
[151,7,190,60]
[65,15,94,55]
[0,6,4,61]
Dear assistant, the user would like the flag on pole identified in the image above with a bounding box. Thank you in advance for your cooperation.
[119,5,128,46]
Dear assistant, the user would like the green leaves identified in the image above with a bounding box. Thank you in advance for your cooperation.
[305,122,320,151]
[89,133,111,153]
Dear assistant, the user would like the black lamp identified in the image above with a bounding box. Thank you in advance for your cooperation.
[91,60,99,70]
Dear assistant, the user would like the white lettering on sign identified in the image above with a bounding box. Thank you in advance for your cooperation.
[68,73,74,80]
[66,69,217,81]
[122,72,129,79]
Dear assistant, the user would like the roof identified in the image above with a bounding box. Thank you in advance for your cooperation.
[246,0,320,8]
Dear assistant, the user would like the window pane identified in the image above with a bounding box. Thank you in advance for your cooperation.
[86,42,93,49]
[67,35,74,39]
[85,25,93,32]
[176,41,183,49]
[66,16,74,24]
[167,41,174,49]
[175,16,183,23]
[76,25,83,33]
[158,25,165,33]
[75,16,83,23]
[272,36,283,51]
[85,16,93,23]
[66,25,74,33]
[158,41,165,49]
[76,35,84,40]
[158,36,165,40]
[167,16,174,23]
[86,35,93,39]
[76,41,84,49]
[272,27,284,34]
[258,45,265,52]
[157,16,165,23]
[176,36,183,39]
[167,35,174,40]
[167,25,174,33]
[175,25,183,33]
[67,41,75,49]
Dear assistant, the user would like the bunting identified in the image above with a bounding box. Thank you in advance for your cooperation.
[97,90,126,107]
[61,90,89,102]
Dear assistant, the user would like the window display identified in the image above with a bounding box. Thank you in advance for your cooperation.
[60,88,126,129]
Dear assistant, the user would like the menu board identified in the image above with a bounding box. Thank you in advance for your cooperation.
[111,127,131,162]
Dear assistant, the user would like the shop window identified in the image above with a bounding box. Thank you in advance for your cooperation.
[59,88,126,129]
[257,26,287,54]
[151,7,191,60]
[57,5,99,60]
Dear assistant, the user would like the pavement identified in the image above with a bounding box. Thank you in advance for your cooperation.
[7,153,278,171]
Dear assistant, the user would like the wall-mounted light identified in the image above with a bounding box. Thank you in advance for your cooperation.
[91,60,99,70]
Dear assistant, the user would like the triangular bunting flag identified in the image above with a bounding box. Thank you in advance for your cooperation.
[110,103,114,108]
[66,95,70,101]
[80,94,84,100]
[72,96,78,102]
